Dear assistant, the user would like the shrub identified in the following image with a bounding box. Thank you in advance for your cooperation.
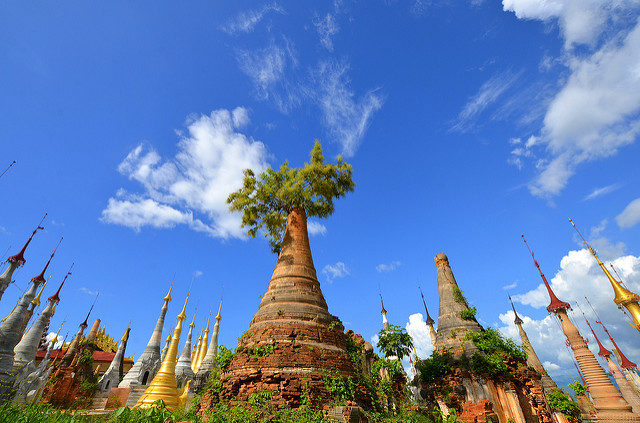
[452,287,467,306]
[215,345,234,370]
[323,370,355,404]
[459,307,477,321]
[568,380,587,397]
[466,329,526,363]
[547,389,581,420]
[416,352,453,384]
[377,325,414,360]
[251,343,276,357]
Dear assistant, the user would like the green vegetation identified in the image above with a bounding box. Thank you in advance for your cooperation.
[376,325,414,360]
[322,369,355,404]
[416,352,453,384]
[452,286,467,306]
[568,380,587,397]
[248,390,275,407]
[227,140,355,253]
[547,389,581,420]
[250,343,276,357]
[465,328,526,377]
[459,307,477,321]
[215,345,234,370]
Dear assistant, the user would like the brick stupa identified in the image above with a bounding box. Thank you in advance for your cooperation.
[216,208,359,407]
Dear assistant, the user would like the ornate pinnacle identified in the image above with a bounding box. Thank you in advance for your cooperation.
[418,286,435,325]
[509,294,524,325]
[178,289,190,322]
[215,287,223,321]
[7,213,46,265]
[48,262,73,303]
[31,277,49,307]
[32,236,62,285]
[586,297,637,369]
[190,307,197,328]
[81,293,99,328]
[522,235,570,313]
[164,280,173,303]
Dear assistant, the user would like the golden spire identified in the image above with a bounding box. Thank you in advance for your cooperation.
[195,312,210,370]
[190,307,197,328]
[570,219,640,332]
[122,323,131,343]
[1,298,19,322]
[192,331,203,372]
[31,277,49,307]
[135,289,189,410]
[52,321,64,346]
[164,279,173,302]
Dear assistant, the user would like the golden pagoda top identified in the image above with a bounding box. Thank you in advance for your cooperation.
[570,219,640,307]
[190,307,197,328]
[164,279,174,302]
[31,277,49,307]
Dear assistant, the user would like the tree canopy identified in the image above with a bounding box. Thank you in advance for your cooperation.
[227,140,355,253]
[376,325,414,360]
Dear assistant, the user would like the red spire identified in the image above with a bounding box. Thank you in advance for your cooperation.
[585,318,612,357]
[48,262,73,303]
[31,237,62,285]
[81,293,99,328]
[419,286,435,325]
[585,296,637,369]
[522,235,571,313]
[7,213,47,265]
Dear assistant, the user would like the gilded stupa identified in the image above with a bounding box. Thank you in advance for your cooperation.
[135,289,190,409]
[570,219,640,333]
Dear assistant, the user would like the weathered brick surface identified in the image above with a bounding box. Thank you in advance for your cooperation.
[206,209,362,410]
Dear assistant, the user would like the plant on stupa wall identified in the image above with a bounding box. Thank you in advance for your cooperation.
[376,325,413,360]
[215,345,234,370]
[227,140,355,253]
[546,389,582,421]
[568,380,587,397]
[416,352,454,384]
[464,328,527,377]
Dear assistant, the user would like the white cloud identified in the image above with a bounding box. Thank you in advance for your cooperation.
[102,108,269,239]
[307,220,327,236]
[322,261,349,282]
[451,70,522,133]
[314,13,339,51]
[221,2,285,34]
[45,332,64,349]
[584,183,620,201]
[502,2,640,198]
[502,281,518,290]
[502,0,640,48]
[616,198,640,229]
[376,261,402,273]
[406,313,434,359]
[79,287,98,296]
[237,39,301,113]
[315,59,384,157]
[509,246,640,384]
[194,270,203,278]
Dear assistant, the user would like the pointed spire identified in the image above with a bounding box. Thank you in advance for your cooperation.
[586,297,637,369]
[48,263,73,303]
[418,286,435,325]
[522,235,570,313]
[583,316,612,357]
[215,291,223,321]
[136,289,189,409]
[7,213,46,266]
[509,294,523,325]
[0,160,16,180]
[164,280,173,302]
[190,308,197,328]
[570,219,640,331]
[81,293,99,328]
[32,237,62,285]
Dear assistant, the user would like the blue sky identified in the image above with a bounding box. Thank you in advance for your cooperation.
[2,1,640,390]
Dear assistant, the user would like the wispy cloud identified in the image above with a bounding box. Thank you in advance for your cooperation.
[237,39,301,113]
[584,183,620,201]
[376,261,402,273]
[314,13,339,51]
[450,69,522,133]
[322,261,349,282]
[502,281,517,290]
[194,270,203,278]
[80,287,99,296]
[616,198,640,229]
[221,2,285,35]
[315,59,384,157]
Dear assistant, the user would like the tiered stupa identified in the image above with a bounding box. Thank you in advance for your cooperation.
[135,290,190,409]
[194,296,223,391]
[119,281,172,388]
[583,316,640,413]
[419,286,437,346]
[13,265,70,366]
[433,253,483,354]
[175,309,196,388]
[570,219,640,333]
[215,208,359,407]
[509,295,557,393]
[0,214,46,301]
[522,235,640,422]
[97,325,130,392]
[380,292,390,330]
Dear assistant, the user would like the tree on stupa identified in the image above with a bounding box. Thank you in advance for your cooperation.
[228,140,355,253]
[377,325,414,360]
